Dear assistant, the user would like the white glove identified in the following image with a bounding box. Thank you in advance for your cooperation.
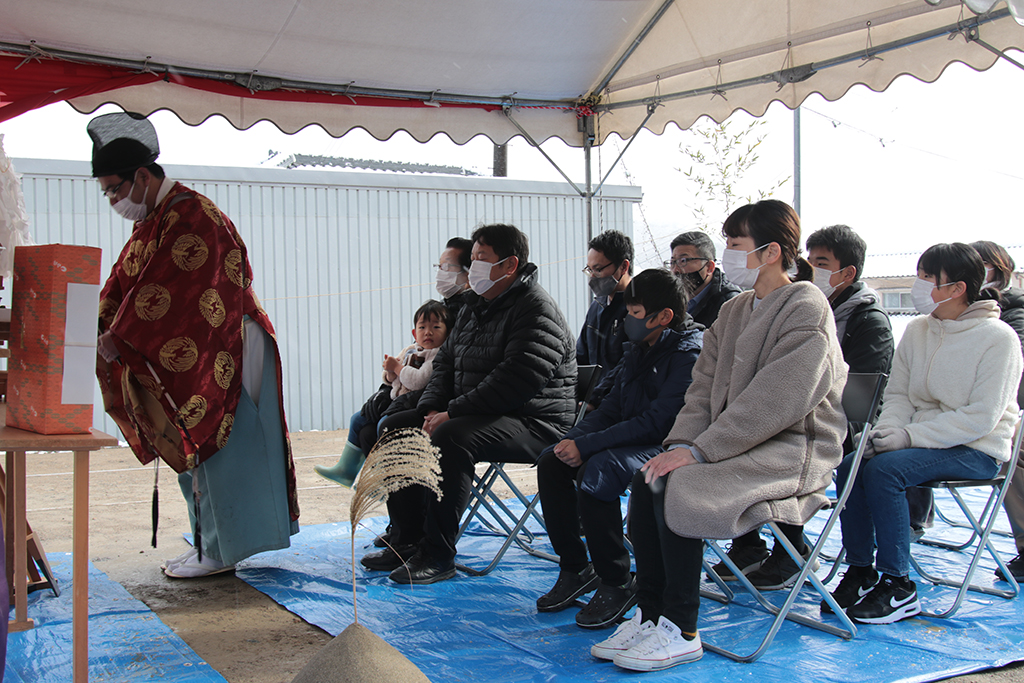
[871,427,911,454]
[97,331,120,363]
[855,431,877,459]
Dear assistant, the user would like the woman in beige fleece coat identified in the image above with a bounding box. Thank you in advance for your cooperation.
[591,200,847,673]
[828,243,1022,626]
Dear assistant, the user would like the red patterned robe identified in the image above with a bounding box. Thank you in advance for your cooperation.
[96,181,299,522]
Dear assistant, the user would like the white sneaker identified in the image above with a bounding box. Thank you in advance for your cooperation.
[613,616,702,672]
[164,553,235,579]
[160,546,198,572]
[590,608,655,660]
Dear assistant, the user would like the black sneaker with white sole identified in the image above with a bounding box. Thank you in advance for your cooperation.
[746,544,819,591]
[709,541,770,581]
[821,565,878,614]
[846,574,921,624]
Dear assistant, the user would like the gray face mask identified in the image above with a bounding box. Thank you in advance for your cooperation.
[624,311,663,344]
[588,274,619,300]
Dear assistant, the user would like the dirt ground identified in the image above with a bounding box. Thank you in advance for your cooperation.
[21,427,1024,683]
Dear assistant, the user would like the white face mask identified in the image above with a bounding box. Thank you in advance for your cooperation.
[435,268,467,299]
[721,244,768,290]
[812,266,842,298]
[468,257,510,295]
[911,277,953,316]
[111,177,149,222]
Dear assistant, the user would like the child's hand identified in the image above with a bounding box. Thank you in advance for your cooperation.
[383,355,402,378]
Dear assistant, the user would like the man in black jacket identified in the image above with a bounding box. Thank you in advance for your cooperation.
[667,231,742,329]
[577,230,633,408]
[365,224,577,584]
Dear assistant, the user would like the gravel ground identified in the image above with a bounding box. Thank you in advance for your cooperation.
[19,427,1024,683]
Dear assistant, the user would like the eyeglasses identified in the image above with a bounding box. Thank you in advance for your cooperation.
[101,179,130,199]
[582,261,615,277]
[664,257,709,269]
[434,263,467,273]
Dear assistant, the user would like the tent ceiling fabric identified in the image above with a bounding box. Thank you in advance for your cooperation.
[0,0,1022,146]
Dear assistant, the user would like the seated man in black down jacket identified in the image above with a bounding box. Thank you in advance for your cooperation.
[363,223,577,584]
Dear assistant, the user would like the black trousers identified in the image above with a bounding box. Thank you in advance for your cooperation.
[628,470,703,632]
[377,409,558,563]
[536,450,631,586]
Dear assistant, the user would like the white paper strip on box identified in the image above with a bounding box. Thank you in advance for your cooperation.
[63,282,101,405]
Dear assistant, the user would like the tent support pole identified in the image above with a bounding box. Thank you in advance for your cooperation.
[504,109,584,196]
[591,103,658,198]
[585,131,594,244]
[971,37,1024,72]
[590,0,676,97]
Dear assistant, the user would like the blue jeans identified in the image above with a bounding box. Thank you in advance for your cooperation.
[348,411,370,446]
[837,445,999,577]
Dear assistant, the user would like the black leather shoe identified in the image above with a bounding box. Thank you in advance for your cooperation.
[575,574,638,629]
[360,544,417,572]
[373,525,393,549]
[389,551,456,585]
[537,565,600,612]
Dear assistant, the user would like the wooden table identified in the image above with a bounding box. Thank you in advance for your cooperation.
[0,406,118,682]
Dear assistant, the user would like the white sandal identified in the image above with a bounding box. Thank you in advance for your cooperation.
[164,554,235,578]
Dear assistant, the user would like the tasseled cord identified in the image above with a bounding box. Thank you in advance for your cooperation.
[151,458,159,548]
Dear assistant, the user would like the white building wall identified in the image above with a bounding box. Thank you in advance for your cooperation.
[8,159,640,434]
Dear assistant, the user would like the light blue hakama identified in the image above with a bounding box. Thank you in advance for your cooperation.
[178,322,298,565]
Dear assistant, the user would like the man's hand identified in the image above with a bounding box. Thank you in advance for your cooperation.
[640,447,697,485]
[553,439,583,467]
[97,330,120,363]
[423,411,450,435]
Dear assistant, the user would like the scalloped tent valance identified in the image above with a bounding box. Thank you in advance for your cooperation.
[1,0,1022,147]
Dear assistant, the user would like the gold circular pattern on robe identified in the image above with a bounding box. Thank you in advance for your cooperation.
[214,351,235,390]
[159,337,199,372]
[199,289,226,327]
[216,413,234,449]
[138,374,162,399]
[171,234,209,272]
[225,249,243,287]
[143,239,157,264]
[135,283,172,321]
[98,297,119,324]
[200,196,225,227]
[121,240,146,277]
[178,395,208,429]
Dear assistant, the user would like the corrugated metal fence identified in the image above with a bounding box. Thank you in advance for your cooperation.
[8,159,640,434]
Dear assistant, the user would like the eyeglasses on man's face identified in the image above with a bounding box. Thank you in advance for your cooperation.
[582,261,615,277]
[664,257,709,269]
[434,263,467,273]
[101,179,130,199]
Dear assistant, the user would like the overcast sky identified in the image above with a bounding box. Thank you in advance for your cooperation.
[1,57,1022,276]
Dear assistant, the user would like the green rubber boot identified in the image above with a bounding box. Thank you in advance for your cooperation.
[314,442,366,487]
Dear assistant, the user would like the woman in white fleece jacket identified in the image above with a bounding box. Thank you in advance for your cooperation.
[831,242,1023,626]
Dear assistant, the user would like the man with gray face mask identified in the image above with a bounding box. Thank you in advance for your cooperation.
[577,230,633,409]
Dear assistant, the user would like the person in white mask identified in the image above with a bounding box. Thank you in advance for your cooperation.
[829,243,1022,625]
[370,224,577,585]
[970,240,1024,583]
[433,236,476,319]
[598,200,847,672]
[90,111,299,579]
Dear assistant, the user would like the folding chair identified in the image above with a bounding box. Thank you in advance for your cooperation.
[455,364,601,576]
[700,372,887,662]
[907,410,1024,618]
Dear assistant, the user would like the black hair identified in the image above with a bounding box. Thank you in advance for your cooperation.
[471,224,529,265]
[623,268,689,331]
[917,242,985,305]
[670,231,716,261]
[445,237,474,270]
[970,240,1015,291]
[414,300,454,329]
[805,225,866,283]
[588,230,634,275]
[722,199,812,282]
[116,162,165,182]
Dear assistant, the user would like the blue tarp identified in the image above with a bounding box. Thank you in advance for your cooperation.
[4,556,226,683]
[238,490,1024,683]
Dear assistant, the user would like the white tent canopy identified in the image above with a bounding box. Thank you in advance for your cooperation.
[1,0,1022,146]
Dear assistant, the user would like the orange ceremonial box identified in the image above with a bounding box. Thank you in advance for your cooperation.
[7,244,102,434]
